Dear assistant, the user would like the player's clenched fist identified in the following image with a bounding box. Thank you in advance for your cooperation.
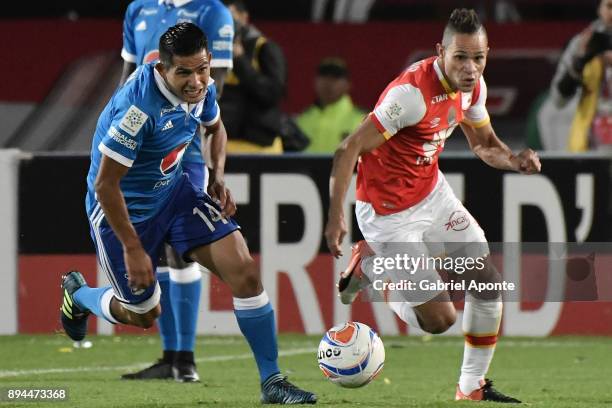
[124,246,154,292]
[325,214,348,258]
[516,148,541,174]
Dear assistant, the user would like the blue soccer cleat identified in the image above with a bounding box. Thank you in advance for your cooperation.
[261,374,317,404]
[60,271,90,341]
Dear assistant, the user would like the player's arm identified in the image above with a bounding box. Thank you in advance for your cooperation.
[95,156,153,290]
[119,3,138,86]
[325,118,386,258]
[211,67,228,98]
[119,62,137,86]
[461,122,541,174]
[325,83,426,257]
[204,115,236,217]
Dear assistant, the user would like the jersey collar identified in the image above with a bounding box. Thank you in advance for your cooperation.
[158,0,193,7]
[153,66,214,113]
[433,58,458,100]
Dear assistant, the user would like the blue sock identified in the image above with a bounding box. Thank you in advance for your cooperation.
[73,285,115,322]
[157,271,177,352]
[234,293,280,383]
[169,269,201,352]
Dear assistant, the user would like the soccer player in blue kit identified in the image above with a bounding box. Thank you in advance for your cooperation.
[59,23,316,405]
[119,0,234,382]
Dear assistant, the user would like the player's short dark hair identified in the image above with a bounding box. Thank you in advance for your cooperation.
[442,8,486,46]
[159,22,208,67]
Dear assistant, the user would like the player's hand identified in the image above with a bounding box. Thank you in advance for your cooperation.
[124,245,154,293]
[516,148,541,174]
[208,178,237,217]
[325,214,348,259]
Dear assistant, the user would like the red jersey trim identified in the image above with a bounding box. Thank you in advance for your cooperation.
[369,113,393,140]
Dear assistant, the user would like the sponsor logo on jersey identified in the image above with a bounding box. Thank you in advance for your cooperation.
[119,105,148,137]
[445,210,470,231]
[143,50,160,64]
[429,117,441,128]
[218,24,234,38]
[161,106,177,116]
[415,156,434,166]
[384,102,403,121]
[135,20,147,31]
[108,126,137,150]
[154,178,172,189]
[160,142,189,175]
[177,18,194,24]
[161,120,174,131]
[212,40,232,51]
[431,94,448,104]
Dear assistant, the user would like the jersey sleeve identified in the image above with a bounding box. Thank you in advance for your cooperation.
[99,98,151,167]
[121,3,138,63]
[462,76,490,128]
[201,6,234,69]
[200,84,220,126]
[371,84,427,139]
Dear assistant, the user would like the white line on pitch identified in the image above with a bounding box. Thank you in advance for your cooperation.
[0,348,315,379]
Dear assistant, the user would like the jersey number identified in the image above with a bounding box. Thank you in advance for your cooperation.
[193,204,228,231]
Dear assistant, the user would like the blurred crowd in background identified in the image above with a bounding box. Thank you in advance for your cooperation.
[2,0,612,154]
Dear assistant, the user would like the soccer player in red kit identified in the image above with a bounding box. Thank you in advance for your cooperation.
[325,8,540,403]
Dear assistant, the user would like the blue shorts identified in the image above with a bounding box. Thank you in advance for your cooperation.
[88,173,240,310]
[182,161,207,192]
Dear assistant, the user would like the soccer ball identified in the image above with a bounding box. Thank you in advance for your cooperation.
[317,321,385,388]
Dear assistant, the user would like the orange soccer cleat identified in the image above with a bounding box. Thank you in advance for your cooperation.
[337,241,374,305]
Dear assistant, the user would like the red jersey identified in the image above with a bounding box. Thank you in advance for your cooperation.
[356,56,490,215]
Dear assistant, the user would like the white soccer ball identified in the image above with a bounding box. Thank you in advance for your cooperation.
[317,321,385,388]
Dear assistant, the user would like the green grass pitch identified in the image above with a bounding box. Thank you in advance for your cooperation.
[0,334,611,407]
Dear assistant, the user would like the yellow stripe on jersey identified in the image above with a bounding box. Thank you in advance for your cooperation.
[438,76,458,100]
[382,130,393,140]
[462,115,490,128]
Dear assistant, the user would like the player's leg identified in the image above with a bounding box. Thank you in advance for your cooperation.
[169,188,316,404]
[166,245,202,382]
[61,208,166,340]
[120,257,176,381]
[186,231,316,404]
[344,199,457,333]
[425,172,519,402]
[163,162,206,382]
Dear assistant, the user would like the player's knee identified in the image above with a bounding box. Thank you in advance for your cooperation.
[234,258,261,296]
[422,310,456,334]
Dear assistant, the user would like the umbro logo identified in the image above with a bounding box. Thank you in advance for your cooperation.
[135,21,147,31]
[161,120,173,131]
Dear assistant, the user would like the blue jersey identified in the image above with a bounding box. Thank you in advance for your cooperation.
[122,0,234,165]
[86,63,219,223]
